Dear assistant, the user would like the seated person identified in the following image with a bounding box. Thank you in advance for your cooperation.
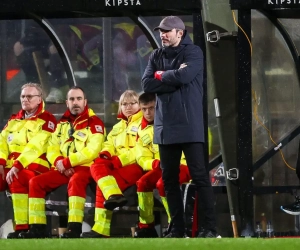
[81,90,144,238]
[19,86,105,239]
[0,83,56,238]
[134,93,190,238]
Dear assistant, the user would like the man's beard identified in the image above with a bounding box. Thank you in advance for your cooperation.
[162,42,170,48]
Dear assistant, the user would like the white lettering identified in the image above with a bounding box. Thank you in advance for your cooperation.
[104,0,141,6]
[281,0,285,3]
[287,0,291,3]
[268,0,274,4]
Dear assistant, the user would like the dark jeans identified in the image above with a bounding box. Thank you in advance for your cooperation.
[159,142,216,234]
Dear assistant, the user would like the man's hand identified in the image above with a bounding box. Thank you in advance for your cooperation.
[56,160,65,174]
[64,168,75,177]
[179,63,187,69]
[6,167,19,185]
[0,165,4,180]
[154,71,165,81]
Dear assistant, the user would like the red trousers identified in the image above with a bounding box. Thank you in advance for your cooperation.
[9,169,39,194]
[90,162,144,208]
[137,165,191,197]
[29,166,92,198]
[0,168,9,191]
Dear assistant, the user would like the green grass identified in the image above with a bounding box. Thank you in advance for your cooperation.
[2,238,300,250]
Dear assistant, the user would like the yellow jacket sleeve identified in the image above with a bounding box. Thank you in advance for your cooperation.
[17,115,56,169]
[47,124,64,165]
[117,147,137,167]
[68,130,105,166]
[18,129,52,168]
[0,132,9,165]
[135,137,157,171]
[101,131,117,157]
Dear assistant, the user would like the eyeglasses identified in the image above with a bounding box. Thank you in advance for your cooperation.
[20,95,40,100]
[121,102,138,107]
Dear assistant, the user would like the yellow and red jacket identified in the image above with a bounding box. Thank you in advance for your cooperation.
[0,102,57,173]
[136,116,186,171]
[47,106,105,168]
[100,110,143,167]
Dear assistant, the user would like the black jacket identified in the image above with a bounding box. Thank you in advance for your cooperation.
[141,31,204,144]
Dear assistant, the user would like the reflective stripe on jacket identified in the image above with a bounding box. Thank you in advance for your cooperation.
[102,111,142,167]
[0,102,57,172]
[47,108,105,167]
[136,116,186,171]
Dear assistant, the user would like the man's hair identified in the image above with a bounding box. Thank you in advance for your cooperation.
[139,92,156,105]
[66,86,86,99]
[118,90,139,114]
[21,83,43,97]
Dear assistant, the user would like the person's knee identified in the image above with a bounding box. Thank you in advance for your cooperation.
[29,176,42,189]
[136,178,148,191]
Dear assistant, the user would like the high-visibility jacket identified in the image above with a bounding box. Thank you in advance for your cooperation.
[47,106,105,168]
[0,102,57,173]
[136,116,186,171]
[100,110,142,167]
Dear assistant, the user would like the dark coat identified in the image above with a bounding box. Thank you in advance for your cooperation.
[141,31,204,144]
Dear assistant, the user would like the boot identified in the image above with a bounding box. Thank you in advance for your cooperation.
[19,224,48,239]
[60,222,82,238]
[7,230,27,239]
[81,230,107,238]
[104,195,127,211]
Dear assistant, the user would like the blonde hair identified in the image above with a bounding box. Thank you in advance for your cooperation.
[118,90,139,114]
[21,83,43,98]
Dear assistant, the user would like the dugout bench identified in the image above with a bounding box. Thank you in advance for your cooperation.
[45,182,168,237]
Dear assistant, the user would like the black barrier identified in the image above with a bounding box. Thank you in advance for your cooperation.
[0,0,201,15]
[231,0,300,9]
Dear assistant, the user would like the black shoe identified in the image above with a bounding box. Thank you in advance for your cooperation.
[104,195,127,210]
[7,230,27,239]
[60,222,82,238]
[81,230,106,238]
[164,231,184,238]
[134,227,158,238]
[19,224,48,239]
[281,196,300,215]
[197,229,221,238]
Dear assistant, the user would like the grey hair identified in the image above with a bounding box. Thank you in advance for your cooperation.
[21,83,43,98]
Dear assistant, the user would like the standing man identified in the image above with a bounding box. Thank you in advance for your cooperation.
[19,86,106,238]
[142,16,218,238]
[0,83,57,238]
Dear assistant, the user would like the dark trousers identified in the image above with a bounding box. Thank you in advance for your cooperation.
[159,142,216,234]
